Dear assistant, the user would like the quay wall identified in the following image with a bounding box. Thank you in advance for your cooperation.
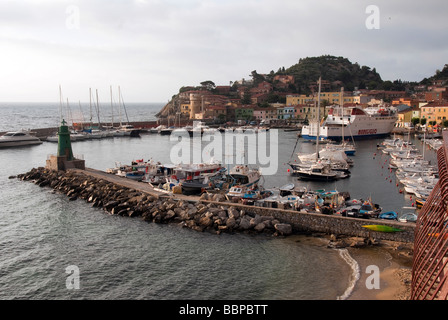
[15,165,415,243]
[202,200,415,243]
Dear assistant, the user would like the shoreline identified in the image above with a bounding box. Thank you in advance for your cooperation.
[346,239,413,300]
[290,234,413,300]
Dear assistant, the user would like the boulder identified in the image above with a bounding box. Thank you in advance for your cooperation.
[226,217,237,229]
[254,222,266,232]
[228,207,240,219]
[274,223,292,236]
[238,216,251,230]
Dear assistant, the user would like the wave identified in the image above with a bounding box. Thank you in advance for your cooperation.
[337,248,360,300]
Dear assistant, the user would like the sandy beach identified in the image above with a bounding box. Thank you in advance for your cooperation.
[345,239,413,300]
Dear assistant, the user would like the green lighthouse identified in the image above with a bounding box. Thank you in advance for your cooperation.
[46,119,85,171]
[57,119,74,161]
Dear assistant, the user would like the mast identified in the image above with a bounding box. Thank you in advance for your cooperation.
[89,88,93,124]
[96,89,101,128]
[59,85,63,122]
[110,85,114,128]
[340,87,344,142]
[316,77,322,162]
[118,86,130,124]
[78,100,85,130]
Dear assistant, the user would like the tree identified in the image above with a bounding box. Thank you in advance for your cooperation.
[411,117,420,126]
[200,80,216,91]
[250,70,265,86]
[241,91,252,105]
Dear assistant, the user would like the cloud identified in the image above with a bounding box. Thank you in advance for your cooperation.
[0,0,447,102]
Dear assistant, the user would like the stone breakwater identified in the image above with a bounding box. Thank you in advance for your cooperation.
[15,167,294,236]
[14,167,416,244]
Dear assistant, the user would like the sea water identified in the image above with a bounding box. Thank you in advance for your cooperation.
[0,102,431,300]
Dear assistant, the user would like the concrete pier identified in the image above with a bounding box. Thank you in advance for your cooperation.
[18,166,415,243]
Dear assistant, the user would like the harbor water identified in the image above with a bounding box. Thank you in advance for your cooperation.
[0,102,431,300]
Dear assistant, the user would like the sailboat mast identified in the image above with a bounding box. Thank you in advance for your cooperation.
[110,85,114,128]
[59,85,63,122]
[316,77,322,162]
[96,89,101,128]
[341,87,344,142]
[89,88,93,124]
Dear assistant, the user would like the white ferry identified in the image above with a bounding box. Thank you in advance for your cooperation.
[301,106,397,141]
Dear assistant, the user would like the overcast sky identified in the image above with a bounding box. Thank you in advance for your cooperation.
[1,0,447,103]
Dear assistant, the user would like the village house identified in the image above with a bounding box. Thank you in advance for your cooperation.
[420,101,448,124]
[396,106,419,128]
[391,97,421,108]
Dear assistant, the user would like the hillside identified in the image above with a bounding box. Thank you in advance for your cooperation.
[157,55,441,117]
[282,55,383,93]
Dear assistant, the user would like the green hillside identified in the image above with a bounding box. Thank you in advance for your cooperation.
[281,55,383,93]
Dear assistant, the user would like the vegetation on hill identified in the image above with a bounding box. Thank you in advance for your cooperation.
[157,55,446,117]
[281,55,383,93]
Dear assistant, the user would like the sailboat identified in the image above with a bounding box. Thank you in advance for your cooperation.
[294,78,340,182]
[325,88,356,155]
[116,86,140,137]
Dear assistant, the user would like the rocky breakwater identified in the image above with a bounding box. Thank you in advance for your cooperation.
[15,167,293,236]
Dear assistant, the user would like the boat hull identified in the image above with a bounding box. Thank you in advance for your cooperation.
[296,172,338,181]
[0,140,42,148]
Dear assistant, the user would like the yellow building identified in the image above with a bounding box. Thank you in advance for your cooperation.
[421,103,448,124]
[180,103,191,116]
[286,91,356,106]
[286,94,314,106]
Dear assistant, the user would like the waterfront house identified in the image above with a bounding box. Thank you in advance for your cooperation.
[420,101,448,124]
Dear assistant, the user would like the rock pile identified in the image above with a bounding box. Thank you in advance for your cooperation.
[17,167,293,236]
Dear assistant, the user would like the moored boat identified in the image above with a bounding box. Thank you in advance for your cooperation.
[379,211,398,220]
[0,131,43,148]
[301,105,397,141]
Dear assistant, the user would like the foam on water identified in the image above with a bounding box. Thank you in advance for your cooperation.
[336,248,361,300]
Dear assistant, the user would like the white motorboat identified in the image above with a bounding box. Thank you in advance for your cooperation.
[0,131,43,148]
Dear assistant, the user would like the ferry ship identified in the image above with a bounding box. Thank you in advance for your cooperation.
[301,105,397,141]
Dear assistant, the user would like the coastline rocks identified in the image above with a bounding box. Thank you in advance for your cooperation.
[17,167,295,237]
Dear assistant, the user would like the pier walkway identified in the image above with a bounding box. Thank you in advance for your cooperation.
[70,168,415,243]
[74,168,201,203]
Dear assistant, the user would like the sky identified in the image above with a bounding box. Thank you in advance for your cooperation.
[1,0,447,103]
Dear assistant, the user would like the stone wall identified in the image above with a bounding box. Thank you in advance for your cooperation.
[202,200,416,243]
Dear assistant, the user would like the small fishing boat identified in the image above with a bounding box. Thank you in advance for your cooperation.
[125,171,145,181]
[180,180,211,195]
[226,186,247,201]
[295,162,339,181]
[379,211,398,220]
[241,189,274,205]
[358,200,382,219]
[398,213,418,223]
[398,207,418,223]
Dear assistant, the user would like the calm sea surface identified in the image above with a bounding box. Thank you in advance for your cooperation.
[0,102,435,300]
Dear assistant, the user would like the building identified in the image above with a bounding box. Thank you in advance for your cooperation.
[286,91,356,106]
[396,106,417,128]
[420,101,448,124]
[392,97,421,108]
[234,106,254,122]
[253,107,278,122]
[278,106,295,119]
[425,88,448,102]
